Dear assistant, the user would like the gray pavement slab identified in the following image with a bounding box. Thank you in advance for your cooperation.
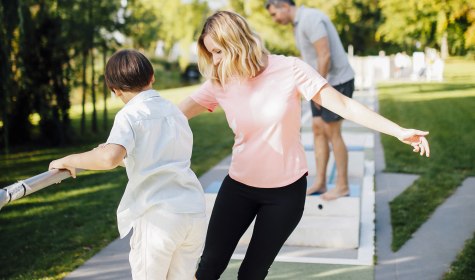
[375,174,475,280]
[221,260,374,280]
[65,235,132,280]
[373,112,475,280]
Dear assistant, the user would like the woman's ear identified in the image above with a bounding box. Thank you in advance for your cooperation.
[149,75,155,85]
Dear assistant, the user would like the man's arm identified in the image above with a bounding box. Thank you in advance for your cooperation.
[313,36,331,78]
[49,144,126,177]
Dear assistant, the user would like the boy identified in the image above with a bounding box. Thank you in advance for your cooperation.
[49,50,206,280]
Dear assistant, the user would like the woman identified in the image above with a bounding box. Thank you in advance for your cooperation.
[179,11,429,280]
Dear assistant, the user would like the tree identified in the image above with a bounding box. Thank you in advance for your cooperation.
[124,0,162,52]
[67,0,123,134]
[0,0,125,149]
[226,0,384,56]
[0,0,20,153]
[377,0,475,55]
[444,0,475,55]
[125,0,209,69]
[16,0,72,145]
[227,0,298,55]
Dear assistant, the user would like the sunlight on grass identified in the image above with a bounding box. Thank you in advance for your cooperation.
[387,89,475,102]
[69,85,200,117]
[4,181,119,219]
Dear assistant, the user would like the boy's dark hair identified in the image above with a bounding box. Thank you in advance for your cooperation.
[265,0,295,9]
[105,49,154,92]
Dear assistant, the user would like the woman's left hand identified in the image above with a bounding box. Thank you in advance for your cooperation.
[398,129,430,157]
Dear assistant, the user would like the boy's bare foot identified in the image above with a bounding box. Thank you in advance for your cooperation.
[321,187,350,201]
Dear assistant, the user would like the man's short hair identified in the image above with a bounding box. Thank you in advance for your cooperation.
[265,0,295,9]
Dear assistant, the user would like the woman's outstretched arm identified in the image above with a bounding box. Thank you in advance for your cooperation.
[313,84,430,157]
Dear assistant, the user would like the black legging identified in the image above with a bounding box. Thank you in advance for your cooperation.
[196,174,307,280]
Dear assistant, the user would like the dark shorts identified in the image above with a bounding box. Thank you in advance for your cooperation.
[311,78,355,122]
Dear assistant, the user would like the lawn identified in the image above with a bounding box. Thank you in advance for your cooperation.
[0,85,234,279]
[377,57,475,278]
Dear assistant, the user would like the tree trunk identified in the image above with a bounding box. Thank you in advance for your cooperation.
[0,2,10,154]
[81,49,88,134]
[89,0,97,133]
[102,45,108,130]
[91,47,97,133]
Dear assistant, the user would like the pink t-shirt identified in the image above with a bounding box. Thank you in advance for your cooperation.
[191,55,327,188]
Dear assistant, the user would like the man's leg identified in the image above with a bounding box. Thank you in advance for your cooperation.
[321,120,349,200]
[306,106,331,195]
[320,79,354,200]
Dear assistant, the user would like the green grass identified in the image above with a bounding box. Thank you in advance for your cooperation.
[0,85,233,279]
[443,232,475,280]
[377,57,475,255]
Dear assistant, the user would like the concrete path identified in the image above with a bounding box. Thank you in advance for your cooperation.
[374,132,475,280]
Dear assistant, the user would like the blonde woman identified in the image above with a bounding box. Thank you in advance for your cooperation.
[179,11,430,280]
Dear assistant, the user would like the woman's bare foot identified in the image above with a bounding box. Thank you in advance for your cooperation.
[306,184,327,195]
[321,187,349,201]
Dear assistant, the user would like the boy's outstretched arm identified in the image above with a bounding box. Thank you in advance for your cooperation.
[49,144,126,178]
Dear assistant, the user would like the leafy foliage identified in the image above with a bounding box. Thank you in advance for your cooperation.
[1,0,474,151]
[377,0,475,54]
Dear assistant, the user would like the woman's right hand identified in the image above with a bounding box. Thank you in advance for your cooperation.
[397,129,430,157]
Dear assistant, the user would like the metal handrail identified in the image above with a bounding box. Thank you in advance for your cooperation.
[0,169,81,211]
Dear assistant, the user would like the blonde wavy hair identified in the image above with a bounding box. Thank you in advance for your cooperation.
[197,11,269,85]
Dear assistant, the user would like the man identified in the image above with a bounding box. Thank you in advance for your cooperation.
[266,0,355,200]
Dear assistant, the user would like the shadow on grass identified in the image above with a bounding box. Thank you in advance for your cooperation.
[0,171,126,279]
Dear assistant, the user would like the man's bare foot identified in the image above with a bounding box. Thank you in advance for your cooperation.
[306,184,327,195]
[321,187,350,201]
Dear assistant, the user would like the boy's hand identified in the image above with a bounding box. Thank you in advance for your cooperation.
[49,157,77,178]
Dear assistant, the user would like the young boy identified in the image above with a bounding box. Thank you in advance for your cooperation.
[49,50,206,280]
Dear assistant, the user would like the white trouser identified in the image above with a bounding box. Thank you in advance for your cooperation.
[129,209,207,280]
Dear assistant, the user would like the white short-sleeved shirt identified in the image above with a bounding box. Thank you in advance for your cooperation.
[293,6,354,86]
[191,55,327,188]
[107,89,205,238]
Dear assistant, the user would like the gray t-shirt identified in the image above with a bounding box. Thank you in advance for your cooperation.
[293,6,354,86]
